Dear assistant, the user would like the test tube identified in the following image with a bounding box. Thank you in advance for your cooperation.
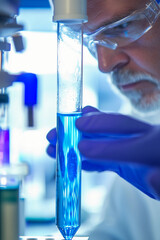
[56,22,83,240]
[0,50,10,166]
[0,92,10,165]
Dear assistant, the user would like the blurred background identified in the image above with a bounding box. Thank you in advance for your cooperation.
[4,0,132,237]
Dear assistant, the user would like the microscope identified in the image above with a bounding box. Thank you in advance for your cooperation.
[0,0,24,71]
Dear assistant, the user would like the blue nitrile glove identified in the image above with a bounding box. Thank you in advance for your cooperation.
[46,106,160,199]
[75,106,160,199]
[76,107,160,166]
[76,107,160,167]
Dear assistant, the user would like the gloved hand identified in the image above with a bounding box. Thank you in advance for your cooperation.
[47,127,57,159]
[76,107,160,167]
[75,106,160,199]
[46,106,160,199]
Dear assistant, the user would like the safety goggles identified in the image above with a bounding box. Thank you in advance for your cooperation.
[84,0,160,57]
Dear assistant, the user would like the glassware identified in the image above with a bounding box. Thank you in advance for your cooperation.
[0,93,10,165]
[56,22,83,240]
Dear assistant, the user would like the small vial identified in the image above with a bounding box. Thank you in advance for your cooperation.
[56,22,83,240]
[0,93,10,165]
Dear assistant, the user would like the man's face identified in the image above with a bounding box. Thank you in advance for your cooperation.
[84,0,160,113]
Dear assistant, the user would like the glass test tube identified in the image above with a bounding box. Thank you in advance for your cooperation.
[0,93,10,165]
[0,50,10,166]
[56,22,83,240]
[0,92,19,240]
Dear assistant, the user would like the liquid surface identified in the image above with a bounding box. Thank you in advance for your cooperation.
[56,113,82,240]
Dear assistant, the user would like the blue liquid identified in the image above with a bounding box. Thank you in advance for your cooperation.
[56,113,82,240]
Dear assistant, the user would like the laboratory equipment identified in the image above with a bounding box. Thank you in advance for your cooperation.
[20,236,89,240]
[0,2,29,239]
[0,92,9,165]
[0,92,28,240]
[0,93,27,240]
[0,0,24,51]
[0,163,28,240]
[52,0,87,240]
[15,73,38,127]
[0,90,28,240]
[0,176,19,240]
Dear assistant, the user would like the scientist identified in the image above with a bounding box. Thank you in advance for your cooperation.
[47,0,160,199]
[77,0,160,199]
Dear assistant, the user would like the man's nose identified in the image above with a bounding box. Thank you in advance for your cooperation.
[97,45,130,73]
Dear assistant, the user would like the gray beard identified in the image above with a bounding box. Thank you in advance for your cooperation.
[111,69,160,114]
